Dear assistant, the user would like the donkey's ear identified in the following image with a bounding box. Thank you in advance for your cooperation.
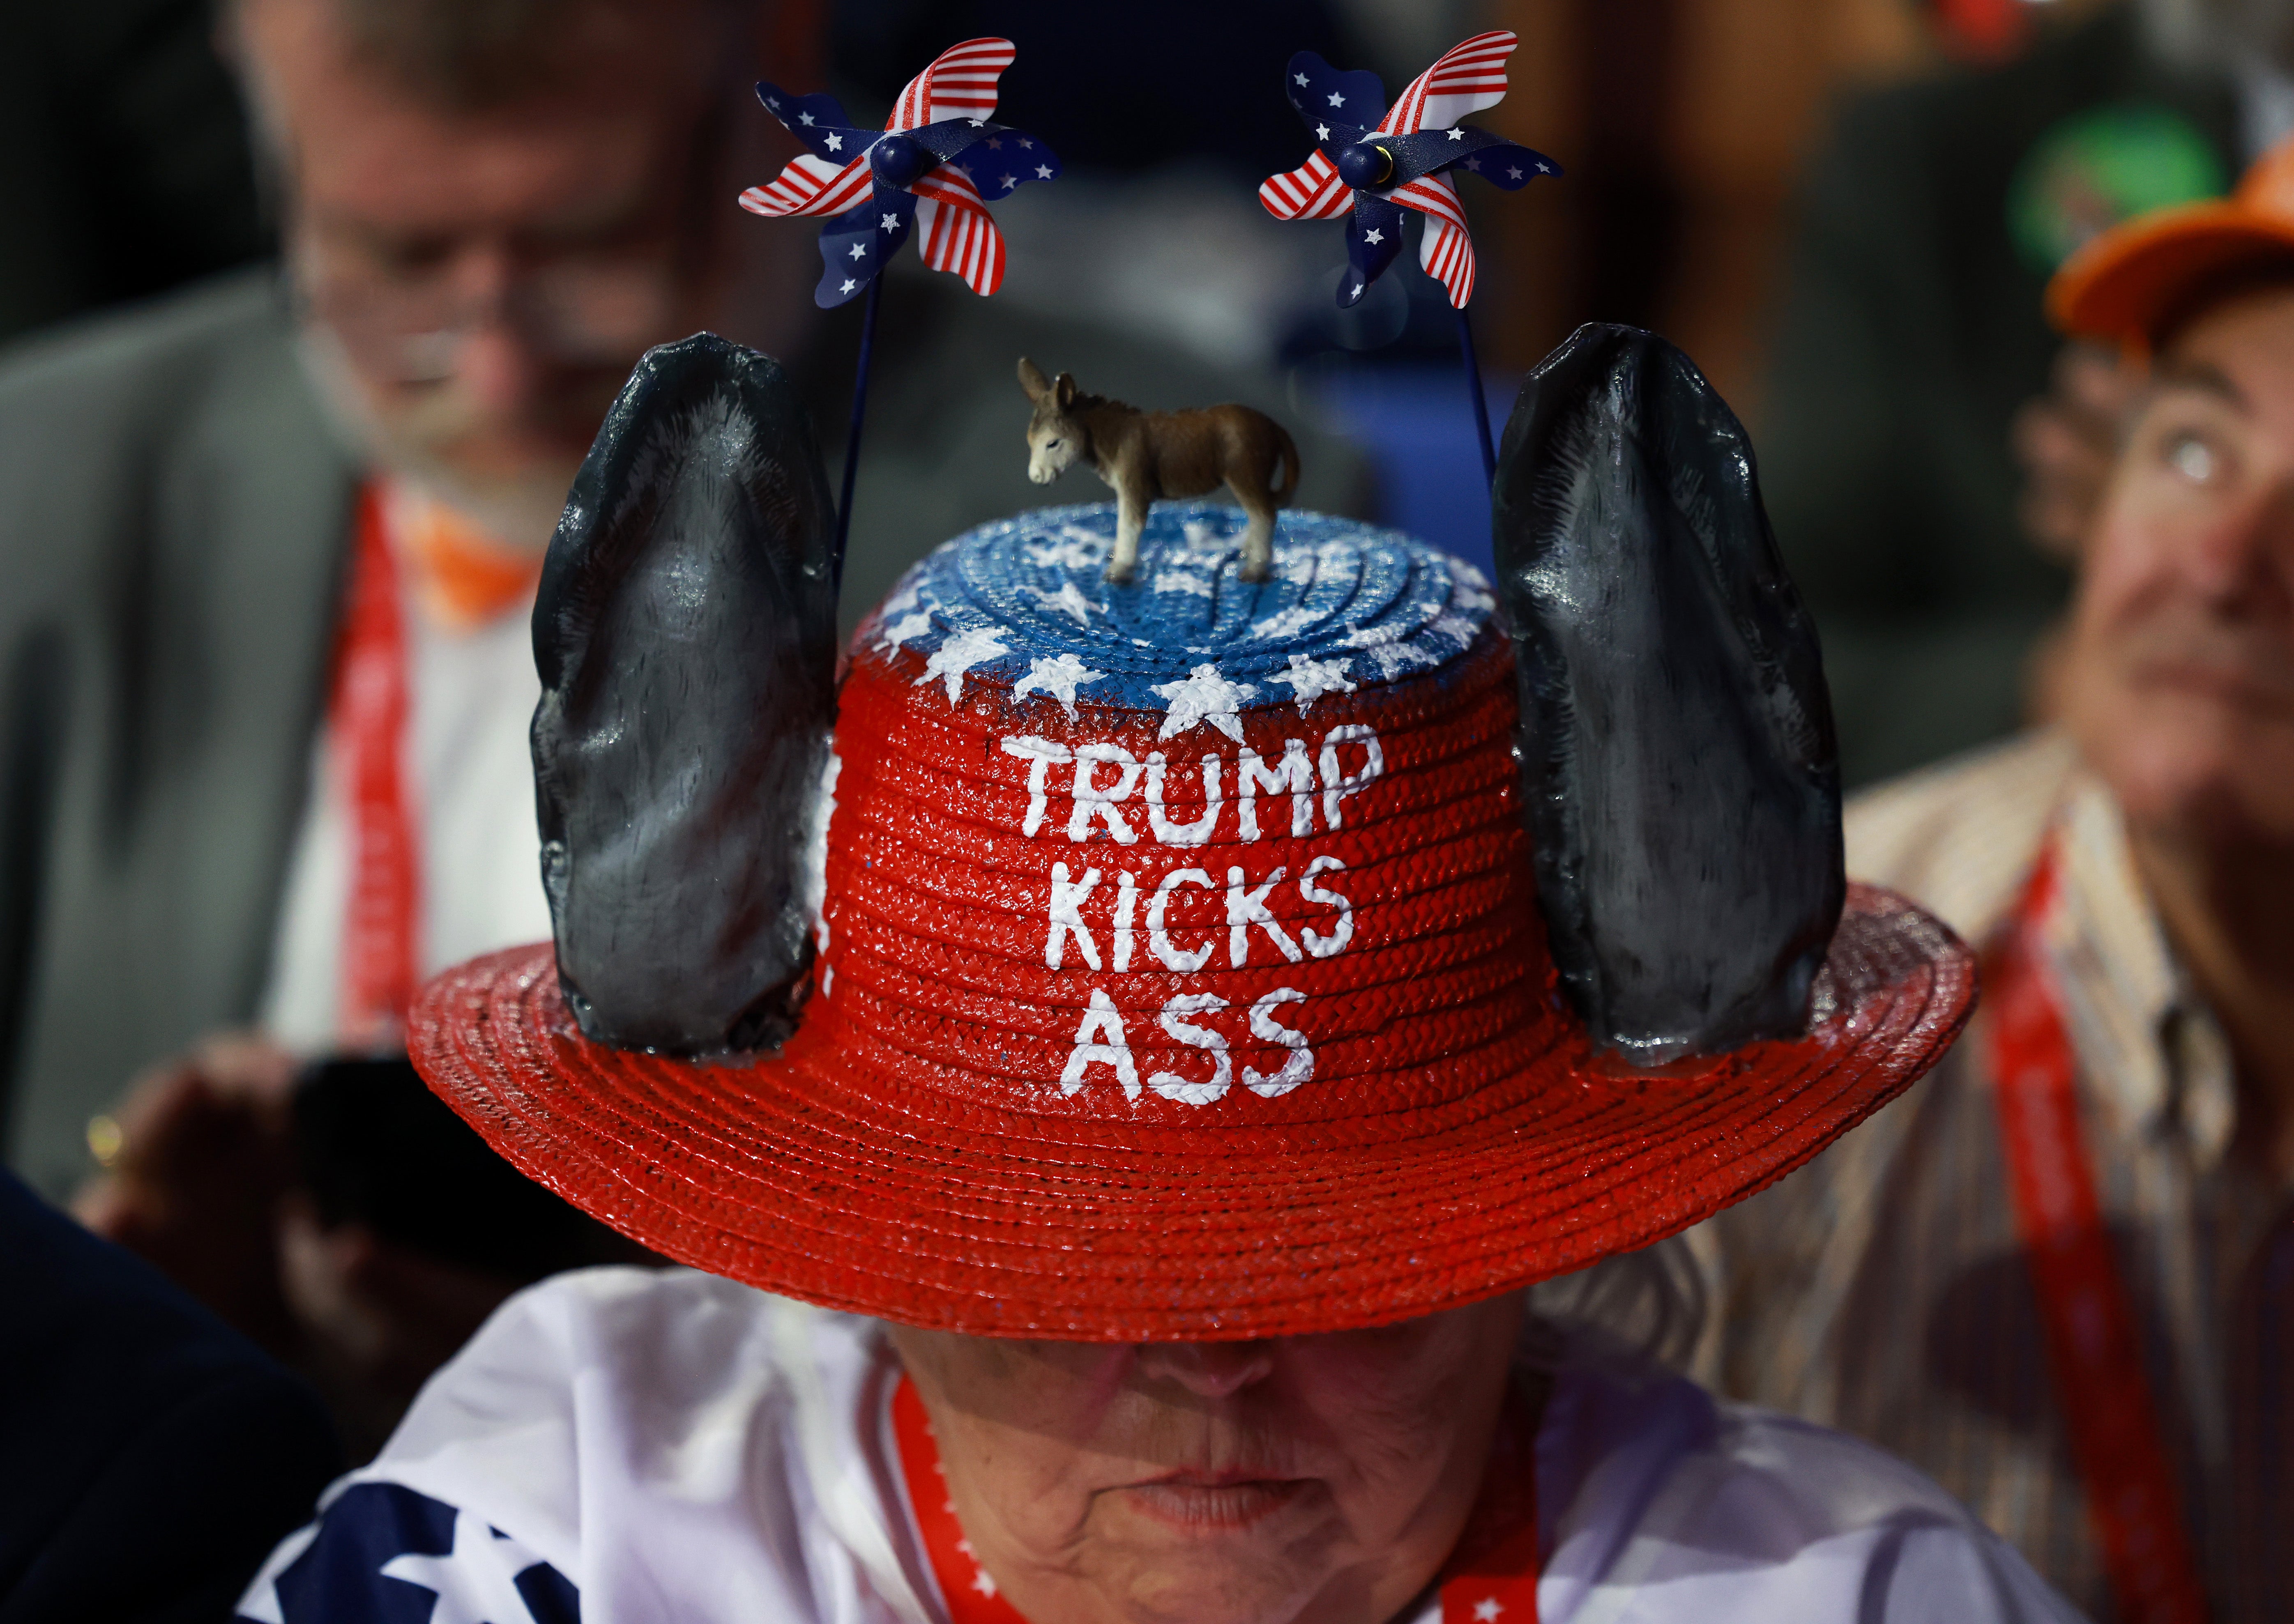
[1492,323,1843,1064]
[532,332,840,1056]
[1018,355,1051,403]
[1053,372,1078,409]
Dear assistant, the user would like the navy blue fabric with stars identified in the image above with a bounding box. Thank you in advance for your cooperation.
[242,1482,579,1624]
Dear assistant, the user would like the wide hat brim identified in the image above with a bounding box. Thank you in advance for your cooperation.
[411,882,1971,1341]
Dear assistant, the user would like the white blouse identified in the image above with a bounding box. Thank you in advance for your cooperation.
[237,1267,2086,1624]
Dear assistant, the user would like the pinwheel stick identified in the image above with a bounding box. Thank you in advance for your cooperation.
[1456,304,1497,489]
[833,274,884,592]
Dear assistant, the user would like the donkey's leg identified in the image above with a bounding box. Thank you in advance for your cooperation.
[1106,481,1148,583]
[1229,472,1276,583]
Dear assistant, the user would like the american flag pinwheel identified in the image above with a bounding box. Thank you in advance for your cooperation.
[740,37,1060,309]
[1259,31,1559,310]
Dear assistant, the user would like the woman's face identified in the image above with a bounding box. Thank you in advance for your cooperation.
[887,1293,1525,1624]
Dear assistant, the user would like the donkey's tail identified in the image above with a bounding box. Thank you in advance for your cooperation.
[1271,423,1302,506]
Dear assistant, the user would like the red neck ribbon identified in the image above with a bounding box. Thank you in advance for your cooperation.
[890,1374,1540,1624]
[334,485,421,1047]
[1987,847,2207,1624]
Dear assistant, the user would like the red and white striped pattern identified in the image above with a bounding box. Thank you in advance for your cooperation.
[739,153,872,219]
[1377,30,1516,136]
[1399,174,1476,306]
[913,167,1006,295]
[890,37,1014,130]
[1258,149,1352,221]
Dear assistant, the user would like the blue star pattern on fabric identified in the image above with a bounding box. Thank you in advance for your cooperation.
[867,502,1495,718]
[237,1483,579,1624]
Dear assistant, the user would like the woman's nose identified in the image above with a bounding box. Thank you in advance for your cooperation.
[1135,1340,1277,1399]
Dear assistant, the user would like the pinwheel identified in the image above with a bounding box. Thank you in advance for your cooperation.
[737,37,1059,574]
[741,37,1060,310]
[1259,31,1559,481]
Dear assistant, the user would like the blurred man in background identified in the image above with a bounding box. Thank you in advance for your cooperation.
[0,0,1353,1454]
[1761,0,2294,785]
[1686,135,2294,1622]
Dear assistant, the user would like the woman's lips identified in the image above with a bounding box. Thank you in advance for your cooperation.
[1117,1475,1311,1532]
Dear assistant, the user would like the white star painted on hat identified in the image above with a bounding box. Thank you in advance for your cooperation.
[880,609,933,649]
[1508,166,1524,180]
[850,241,868,259]
[798,111,815,125]
[1152,568,1216,598]
[1249,605,1320,641]
[1294,71,1309,86]
[1268,652,1356,714]
[825,132,843,151]
[1473,1600,1505,1622]
[1027,580,1097,625]
[987,136,1003,149]
[840,278,858,294]
[1024,529,1105,570]
[1427,612,1480,649]
[1327,91,1345,106]
[881,213,900,231]
[1351,281,1364,298]
[379,1511,545,1624]
[1447,126,1465,140]
[1002,173,1018,189]
[1315,122,1331,140]
[1152,663,1255,742]
[1013,653,1104,721]
[968,117,986,127]
[1019,136,1034,147]
[1465,156,1481,170]
[1362,228,1383,244]
[1036,164,1055,179]
[917,625,1009,703]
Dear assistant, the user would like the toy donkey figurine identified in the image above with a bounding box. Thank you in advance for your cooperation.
[1018,357,1299,583]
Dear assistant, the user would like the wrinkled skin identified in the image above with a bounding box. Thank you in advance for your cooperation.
[1492,324,1843,1063]
[532,334,838,1054]
[889,1293,1525,1624]
[2068,289,2294,846]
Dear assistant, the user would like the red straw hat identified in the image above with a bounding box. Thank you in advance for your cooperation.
[410,331,1973,1341]
[2050,129,2294,348]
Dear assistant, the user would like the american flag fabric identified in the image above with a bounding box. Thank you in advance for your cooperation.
[1259,32,1559,310]
[236,1481,577,1624]
[740,38,1059,308]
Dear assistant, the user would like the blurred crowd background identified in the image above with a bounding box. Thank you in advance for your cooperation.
[8,0,2250,789]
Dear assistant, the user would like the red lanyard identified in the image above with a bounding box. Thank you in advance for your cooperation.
[1988,847,2208,1624]
[334,485,421,1047]
[891,1374,1540,1624]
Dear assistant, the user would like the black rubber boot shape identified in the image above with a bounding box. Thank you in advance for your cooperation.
[532,333,839,1056]
[1492,323,1843,1063]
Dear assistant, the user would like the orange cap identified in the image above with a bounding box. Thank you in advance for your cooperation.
[2049,131,2294,350]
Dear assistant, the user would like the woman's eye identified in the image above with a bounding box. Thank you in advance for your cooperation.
[2165,432,2218,484]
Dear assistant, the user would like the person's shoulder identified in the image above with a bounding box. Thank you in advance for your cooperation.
[1846,728,2077,941]
[240,1270,882,1624]
[1538,1335,2082,1622]
[0,265,294,411]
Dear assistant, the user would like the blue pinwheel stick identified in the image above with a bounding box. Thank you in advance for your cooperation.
[1260,31,1559,488]
[739,37,1060,586]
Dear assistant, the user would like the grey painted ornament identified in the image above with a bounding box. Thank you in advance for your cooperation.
[532,332,838,1056]
[1493,323,1843,1063]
